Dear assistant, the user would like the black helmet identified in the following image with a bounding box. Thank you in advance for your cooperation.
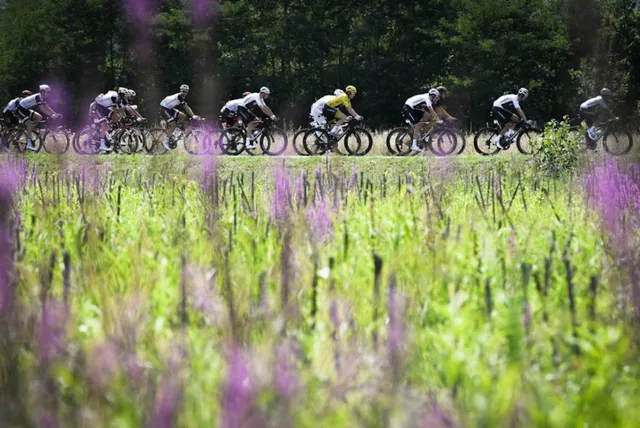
[437,86,448,99]
[600,88,613,98]
[21,90,32,97]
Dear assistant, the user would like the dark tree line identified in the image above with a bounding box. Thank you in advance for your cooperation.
[0,0,638,129]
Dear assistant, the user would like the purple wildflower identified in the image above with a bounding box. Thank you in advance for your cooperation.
[86,341,119,393]
[0,161,18,314]
[150,376,183,428]
[37,299,68,362]
[274,343,298,398]
[220,347,255,428]
[305,201,334,244]
[586,160,640,250]
[272,166,292,222]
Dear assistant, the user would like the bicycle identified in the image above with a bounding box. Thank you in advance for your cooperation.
[303,117,373,156]
[387,119,458,157]
[219,117,288,156]
[146,117,210,155]
[573,117,633,156]
[473,119,542,156]
[74,116,144,155]
[9,117,70,154]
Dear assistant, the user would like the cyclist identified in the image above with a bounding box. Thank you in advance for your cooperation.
[237,87,276,149]
[323,85,362,137]
[124,89,145,123]
[580,88,613,143]
[3,90,32,127]
[219,92,251,129]
[402,88,441,152]
[160,84,200,150]
[434,86,456,122]
[310,89,344,128]
[92,87,130,153]
[17,85,61,151]
[491,88,529,149]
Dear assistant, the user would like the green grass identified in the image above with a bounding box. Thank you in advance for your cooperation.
[2,153,640,427]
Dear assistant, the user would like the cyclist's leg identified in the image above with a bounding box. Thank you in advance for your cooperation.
[25,111,43,148]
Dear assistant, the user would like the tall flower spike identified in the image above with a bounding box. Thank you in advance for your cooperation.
[220,347,255,428]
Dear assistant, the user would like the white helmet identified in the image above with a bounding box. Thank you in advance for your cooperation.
[428,88,439,97]
[518,88,529,98]
[180,84,190,92]
[118,87,128,95]
[334,89,345,96]
[260,86,271,95]
[128,89,136,98]
[39,84,51,93]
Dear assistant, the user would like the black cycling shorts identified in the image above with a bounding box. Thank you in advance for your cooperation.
[238,105,264,123]
[94,104,113,122]
[163,107,181,122]
[219,108,238,127]
[402,105,425,125]
[322,105,340,120]
[579,108,598,127]
[491,106,516,127]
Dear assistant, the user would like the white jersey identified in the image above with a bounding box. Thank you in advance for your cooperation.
[580,96,608,111]
[493,94,521,111]
[241,93,266,110]
[311,95,333,115]
[221,98,244,113]
[95,91,120,109]
[19,94,44,110]
[160,93,187,109]
[4,97,21,113]
[405,94,433,110]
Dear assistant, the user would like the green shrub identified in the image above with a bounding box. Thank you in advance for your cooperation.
[537,117,582,176]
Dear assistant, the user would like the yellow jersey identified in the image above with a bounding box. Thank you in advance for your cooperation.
[325,93,351,109]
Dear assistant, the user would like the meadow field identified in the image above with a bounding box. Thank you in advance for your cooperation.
[1,152,639,427]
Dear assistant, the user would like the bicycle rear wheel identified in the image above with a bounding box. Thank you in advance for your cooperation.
[603,129,633,156]
[433,129,458,156]
[145,129,169,155]
[219,128,246,155]
[473,127,500,156]
[74,127,101,155]
[293,129,311,156]
[386,127,408,155]
[303,128,330,155]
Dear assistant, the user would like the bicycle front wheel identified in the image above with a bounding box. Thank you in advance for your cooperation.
[219,128,246,156]
[516,128,543,155]
[185,128,212,155]
[260,127,288,156]
[145,129,169,155]
[603,129,633,156]
[42,128,70,154]
[432,129,458,156]
[345,128,373,156]
[303,128,330,155]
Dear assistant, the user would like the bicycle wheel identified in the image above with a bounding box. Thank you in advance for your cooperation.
[293,129,311,156]
[74,126,101,155]
[433,128,458,156]
[603,129,633,156]
[145,128,169,155]
[118,129,142,154]
[303,128,330,155]
[9,129,28,153]
[516,128,543,155]
[454,129,467,155]
[184,128,212,155]
[473,127,500,156]
[219,128,245,155]
[41,129,69,154]
[345,127,373,156]
[385,127,408,155]
[260,127,288,156]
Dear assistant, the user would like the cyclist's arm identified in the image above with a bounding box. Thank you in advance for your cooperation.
[259,105,274,117]
[427,105,438,119]
[183,104,196,118]
[516,108,526,121]
[39,103,58,117]
[345,106,359,117]
[436,106,453,120]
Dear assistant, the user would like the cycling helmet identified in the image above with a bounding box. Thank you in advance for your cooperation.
[600,88,612,98]
[518,87,529,98]
[437,86,448,99]
[428,88,440,97]
[118,87,128,96]
[242,92,252,97]
[128,89,136,98]
[260,86,271,95]
[334,89,345,96]
[39,84,51,93]
[345,85,357,94]
[21,90,32,97]
[180,84,190,92]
